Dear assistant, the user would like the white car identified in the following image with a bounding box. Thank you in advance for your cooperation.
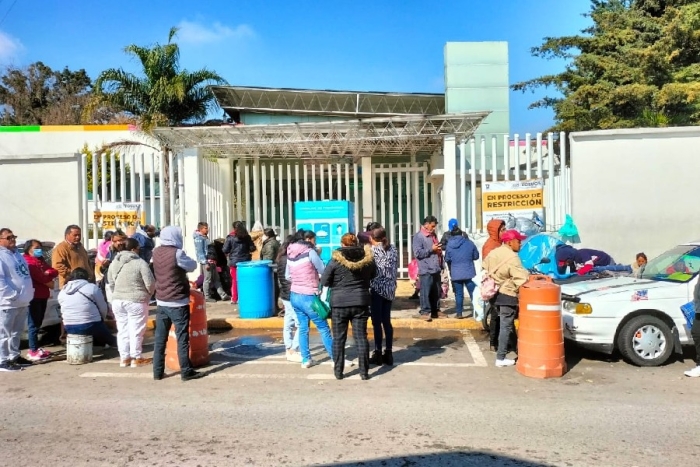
[16,240,62,330]
[561,241,698,367]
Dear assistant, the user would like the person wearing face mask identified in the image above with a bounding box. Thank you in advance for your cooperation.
[22,240,58,362]
[52,225,93,289]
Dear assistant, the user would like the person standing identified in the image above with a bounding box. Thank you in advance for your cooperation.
[358,222,382,246]
[250,221,265,261]
[444,222,479,319]
[412,216,443,321]
[131,225,157,264]
[152,226,203,381]
[222,221,256,304]
[194,222,230,303]
[286,230,333,368]
[321,233,376,380]
[108,238,156,368]
[22,239,58,361]
[277,236,301,362]
[482,229,529,367]
[52,225,94,289]
[368,228,398,366]
[0,228,34,371]
[260,228,282,311]
[482,218,506,351]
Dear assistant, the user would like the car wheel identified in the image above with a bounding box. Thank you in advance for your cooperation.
[617,315,674,367]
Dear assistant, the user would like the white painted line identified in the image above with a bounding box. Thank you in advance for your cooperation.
[462,330,488,367]
[526,304,560,311]
[307,374,371,381]
[79,372,308,380]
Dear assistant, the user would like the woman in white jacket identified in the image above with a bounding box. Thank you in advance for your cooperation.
[108,238,156,368]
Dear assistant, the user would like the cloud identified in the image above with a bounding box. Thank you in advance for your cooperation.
[0,30,23,62]
[176,20,255,45]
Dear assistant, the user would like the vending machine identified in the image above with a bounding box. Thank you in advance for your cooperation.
[294,200,356,264]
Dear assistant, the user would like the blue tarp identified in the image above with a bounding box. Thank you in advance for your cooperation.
[518,233,575,279]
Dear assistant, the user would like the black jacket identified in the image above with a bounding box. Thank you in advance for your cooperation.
[277,255,291,301]
[222,233,256,266]
[320,245,376,308]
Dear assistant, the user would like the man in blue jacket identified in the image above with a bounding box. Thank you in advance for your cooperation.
[412,216,443,321]
[444,220,479,318]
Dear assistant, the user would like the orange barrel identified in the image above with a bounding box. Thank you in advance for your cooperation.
[165,290,210,371]
[516,275,566,378]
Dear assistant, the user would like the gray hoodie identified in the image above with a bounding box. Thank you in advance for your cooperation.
[108,251,156,303]
[159,226,197,272]
[0,245,34,310]
[57,279,108,326]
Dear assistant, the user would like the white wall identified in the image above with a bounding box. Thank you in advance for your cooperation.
[569,126,700,264]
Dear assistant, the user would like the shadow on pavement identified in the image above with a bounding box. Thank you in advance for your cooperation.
[319,451,554,466]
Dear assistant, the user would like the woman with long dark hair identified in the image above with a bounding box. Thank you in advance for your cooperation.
[368,228,398,365]
[276,235,300,362]
[222,221,256,304]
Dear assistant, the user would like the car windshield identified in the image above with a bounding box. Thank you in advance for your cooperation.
[640,245,700,282]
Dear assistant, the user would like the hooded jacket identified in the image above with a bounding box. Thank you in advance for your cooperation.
[57,279,108,325]
[482,219,505,260]
[108,251,156,303]
[285,242,325,295]
[482,244,529,299]
[445,231,479,281]
[23,253,58,300]
[261,237,281,263]
[222,232,255,266]
[321,245,377,308]
[0,246,34,310]
[152,226,197,307]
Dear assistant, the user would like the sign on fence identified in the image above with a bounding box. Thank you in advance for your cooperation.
[482,179,544,230]
[93,202,146,230]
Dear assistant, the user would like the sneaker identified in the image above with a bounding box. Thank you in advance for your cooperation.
[0,361,23,372]
[12,356,33,367]
[220,295,231,302]
[684,365,700,378]
[131,357,153,368]
[301,359,315,369]
[496,358,516,367]
[181,369,205,381]
[27,349,51,361]
[286,351,302,363]
[120,358,132,368]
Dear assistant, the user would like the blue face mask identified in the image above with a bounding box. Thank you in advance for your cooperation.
[33,249,44,258]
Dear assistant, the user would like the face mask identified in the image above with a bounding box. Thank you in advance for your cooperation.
[33,249,44,258]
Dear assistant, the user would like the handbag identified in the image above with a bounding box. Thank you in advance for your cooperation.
[311,294,331,320]
[480,256,513,301]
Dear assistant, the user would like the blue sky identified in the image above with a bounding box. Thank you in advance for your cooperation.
[0,0,591,134]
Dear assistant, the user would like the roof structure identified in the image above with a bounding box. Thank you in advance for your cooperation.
[210,86,446,118]
[154,112,490,161]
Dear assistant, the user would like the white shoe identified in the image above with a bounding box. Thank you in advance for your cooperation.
[496,358,516,367]
[301,359,315,369]
[286,351,302,363]
[684,365,700,377]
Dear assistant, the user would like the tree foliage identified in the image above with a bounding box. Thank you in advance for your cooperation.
[0,62,93,125]
[513,0,700,132]
[90,27,227,130]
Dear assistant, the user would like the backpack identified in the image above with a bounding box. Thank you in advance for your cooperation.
[480,256,513,301]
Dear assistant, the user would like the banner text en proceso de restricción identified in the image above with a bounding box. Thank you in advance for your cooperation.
[483,191,543,211]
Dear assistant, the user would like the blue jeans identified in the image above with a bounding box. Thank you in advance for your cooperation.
[370,291,393,351]
[290,292,333,363]
[281,299,299,351]
[418,272,441,316]
[64,321,117,347]
[452,279,476,316]
[27,299,48,351]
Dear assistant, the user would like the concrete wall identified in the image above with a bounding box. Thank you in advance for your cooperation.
[569,126,700,263]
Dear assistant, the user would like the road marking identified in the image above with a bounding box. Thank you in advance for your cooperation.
[78,372,370,381]
[462,330,488,367]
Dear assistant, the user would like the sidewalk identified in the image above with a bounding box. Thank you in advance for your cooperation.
[145,294,483,331]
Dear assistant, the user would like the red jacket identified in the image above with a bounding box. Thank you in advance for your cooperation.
[23,254,59,300]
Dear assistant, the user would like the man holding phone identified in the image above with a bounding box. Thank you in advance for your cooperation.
[412,216,443,322]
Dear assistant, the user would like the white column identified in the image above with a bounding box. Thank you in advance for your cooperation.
[360,155,374,227]
[181,147,204,279]
[442,135,458,235]
[218,157,234,238]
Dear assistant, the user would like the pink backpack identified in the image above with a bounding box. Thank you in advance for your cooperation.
[480,257,512,301]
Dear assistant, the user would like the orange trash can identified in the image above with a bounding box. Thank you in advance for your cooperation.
[516,275,566,378]
[165,290,210,371]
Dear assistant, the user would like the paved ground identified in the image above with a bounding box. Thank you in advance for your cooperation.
[2,326,700,466]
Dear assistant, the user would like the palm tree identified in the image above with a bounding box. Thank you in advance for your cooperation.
[90,27,228,223]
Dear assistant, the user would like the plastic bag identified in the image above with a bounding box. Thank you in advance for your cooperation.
[558,215,581,244]
[681,302,696,329]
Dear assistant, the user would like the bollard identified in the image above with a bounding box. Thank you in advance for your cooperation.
[166,289,210,371]
[516,275,566,378]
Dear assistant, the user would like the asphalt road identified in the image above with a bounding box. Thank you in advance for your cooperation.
[1,328,699,467]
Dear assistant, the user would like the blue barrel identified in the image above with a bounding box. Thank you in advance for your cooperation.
[237,260,275,318]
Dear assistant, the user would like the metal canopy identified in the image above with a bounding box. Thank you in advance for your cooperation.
[210,86,445,118]
[154,112,490,160]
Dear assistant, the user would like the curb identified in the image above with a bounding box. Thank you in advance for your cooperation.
[146,316,484,332]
